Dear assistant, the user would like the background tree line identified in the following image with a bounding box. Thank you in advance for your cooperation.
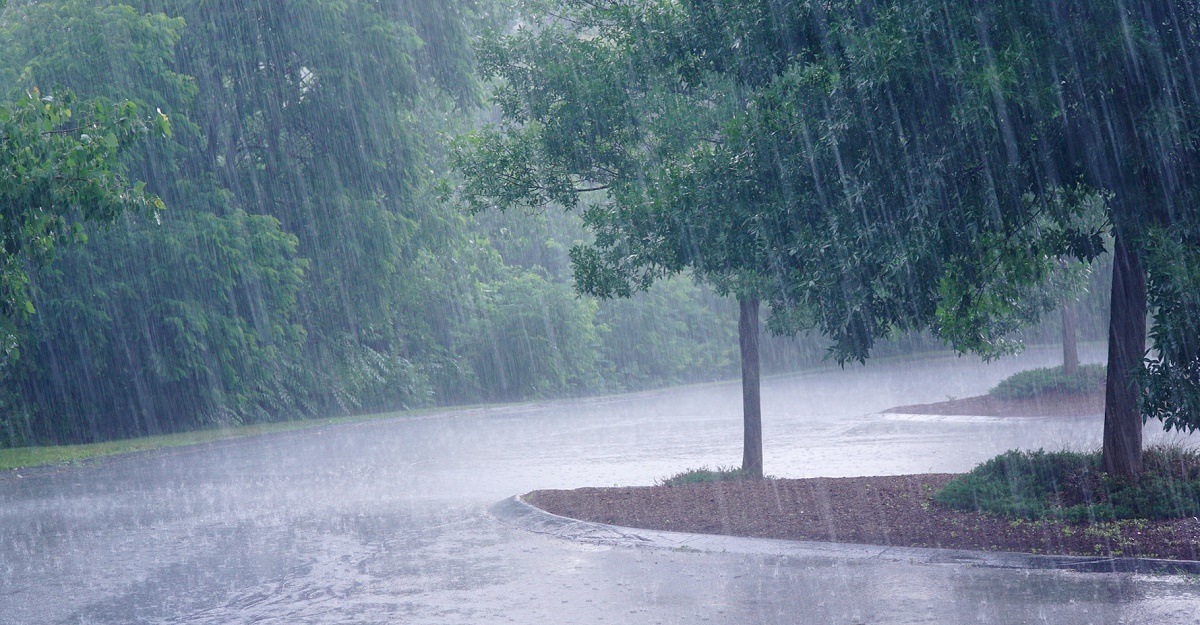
[0,0,1117,450]
[0,0,810,447]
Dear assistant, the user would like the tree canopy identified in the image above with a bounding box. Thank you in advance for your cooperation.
[455,1,1104,356]
[0,0,766,447]
[0,89,167,357]
[455,0,1200,476]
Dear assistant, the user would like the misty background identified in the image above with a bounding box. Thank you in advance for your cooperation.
[0,0,1112,449]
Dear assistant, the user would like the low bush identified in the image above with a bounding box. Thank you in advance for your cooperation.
[658,466,760,486]
[989,364,1106,400]
[934,446,1200,521]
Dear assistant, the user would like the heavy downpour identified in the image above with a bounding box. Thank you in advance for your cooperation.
[1,1,1199,623]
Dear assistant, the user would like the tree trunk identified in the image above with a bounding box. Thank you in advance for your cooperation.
[1102,233,1147,478]
[739,297,763,479]
[1061,301,1079,375]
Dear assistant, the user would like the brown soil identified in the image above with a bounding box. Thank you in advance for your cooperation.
[528,390,1199,562]
[528,474,1200,561]
[885,389,1104,417]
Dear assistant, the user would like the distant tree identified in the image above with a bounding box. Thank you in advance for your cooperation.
[142,0,493,415]
[0,0,494,441]
[0,0,316,442]
[1056,258,1099,376]
[454,2,792,477]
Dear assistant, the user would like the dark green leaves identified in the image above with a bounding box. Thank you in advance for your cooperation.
[1142,225,1200,433]
[0,90,164,350]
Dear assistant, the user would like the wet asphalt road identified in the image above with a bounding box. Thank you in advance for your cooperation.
[3,346,1199,624]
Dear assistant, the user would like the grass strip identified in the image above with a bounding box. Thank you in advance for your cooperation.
[0,412,405,471]
[0,397,544,472]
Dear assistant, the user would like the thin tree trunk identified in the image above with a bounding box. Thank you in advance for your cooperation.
[1061,301,1079,375]
[1102,233,1147,478]
[739,297,763,479]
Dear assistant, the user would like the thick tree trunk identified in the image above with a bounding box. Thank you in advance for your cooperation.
[1061,302,1079,375]
[739,297,763,479]
[1102,233,1147,478]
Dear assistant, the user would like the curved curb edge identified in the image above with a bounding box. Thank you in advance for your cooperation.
[489,495,1200,575]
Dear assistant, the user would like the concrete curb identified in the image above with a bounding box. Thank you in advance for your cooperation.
[489,495,1200,575]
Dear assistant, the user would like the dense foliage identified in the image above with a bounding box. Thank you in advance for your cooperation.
[0,89,166,354]
[990,365,1107,400]
[1142,225,1200,433]
[935,448,1200,521]
[455,0,1200,478]
[451,0,1117,477]
[3,0,1175,455]
[0,0,772,447]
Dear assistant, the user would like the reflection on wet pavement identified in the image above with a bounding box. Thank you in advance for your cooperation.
[2,345,1197,624]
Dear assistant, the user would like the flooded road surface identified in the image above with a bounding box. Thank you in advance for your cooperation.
[3,346,1198,624]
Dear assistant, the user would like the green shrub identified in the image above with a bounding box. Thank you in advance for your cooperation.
[658,466,759,486]
[989,364,1106,399]
[934,447,1200,521]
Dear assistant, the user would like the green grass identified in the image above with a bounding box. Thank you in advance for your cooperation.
[934,446,1200,521]
[989,364,1106,400]
[657,466,763,486]
[0,412,408,471]
[0,395,553,472]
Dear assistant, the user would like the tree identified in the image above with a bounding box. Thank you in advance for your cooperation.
[141,0,497,416]
[455,0,1200,481]
[685,0,1200,477]
[454,1,795,477]
[0,88,167,356]
[0,0,507,441]
[1054,255,1104,376]
[819,0,1200,478]
[453,0,1101,478]
[8,0,721,444]
[0,0,316,442]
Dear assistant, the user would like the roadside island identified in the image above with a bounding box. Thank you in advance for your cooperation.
[525,365,1200,564]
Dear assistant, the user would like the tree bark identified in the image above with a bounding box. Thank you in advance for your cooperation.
[739,297,763,479]
[1102,233,1147,478]
[1061,301,1079,375]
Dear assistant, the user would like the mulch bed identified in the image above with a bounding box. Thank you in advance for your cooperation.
[528,474,1200,561]
[529,391,1199,562]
